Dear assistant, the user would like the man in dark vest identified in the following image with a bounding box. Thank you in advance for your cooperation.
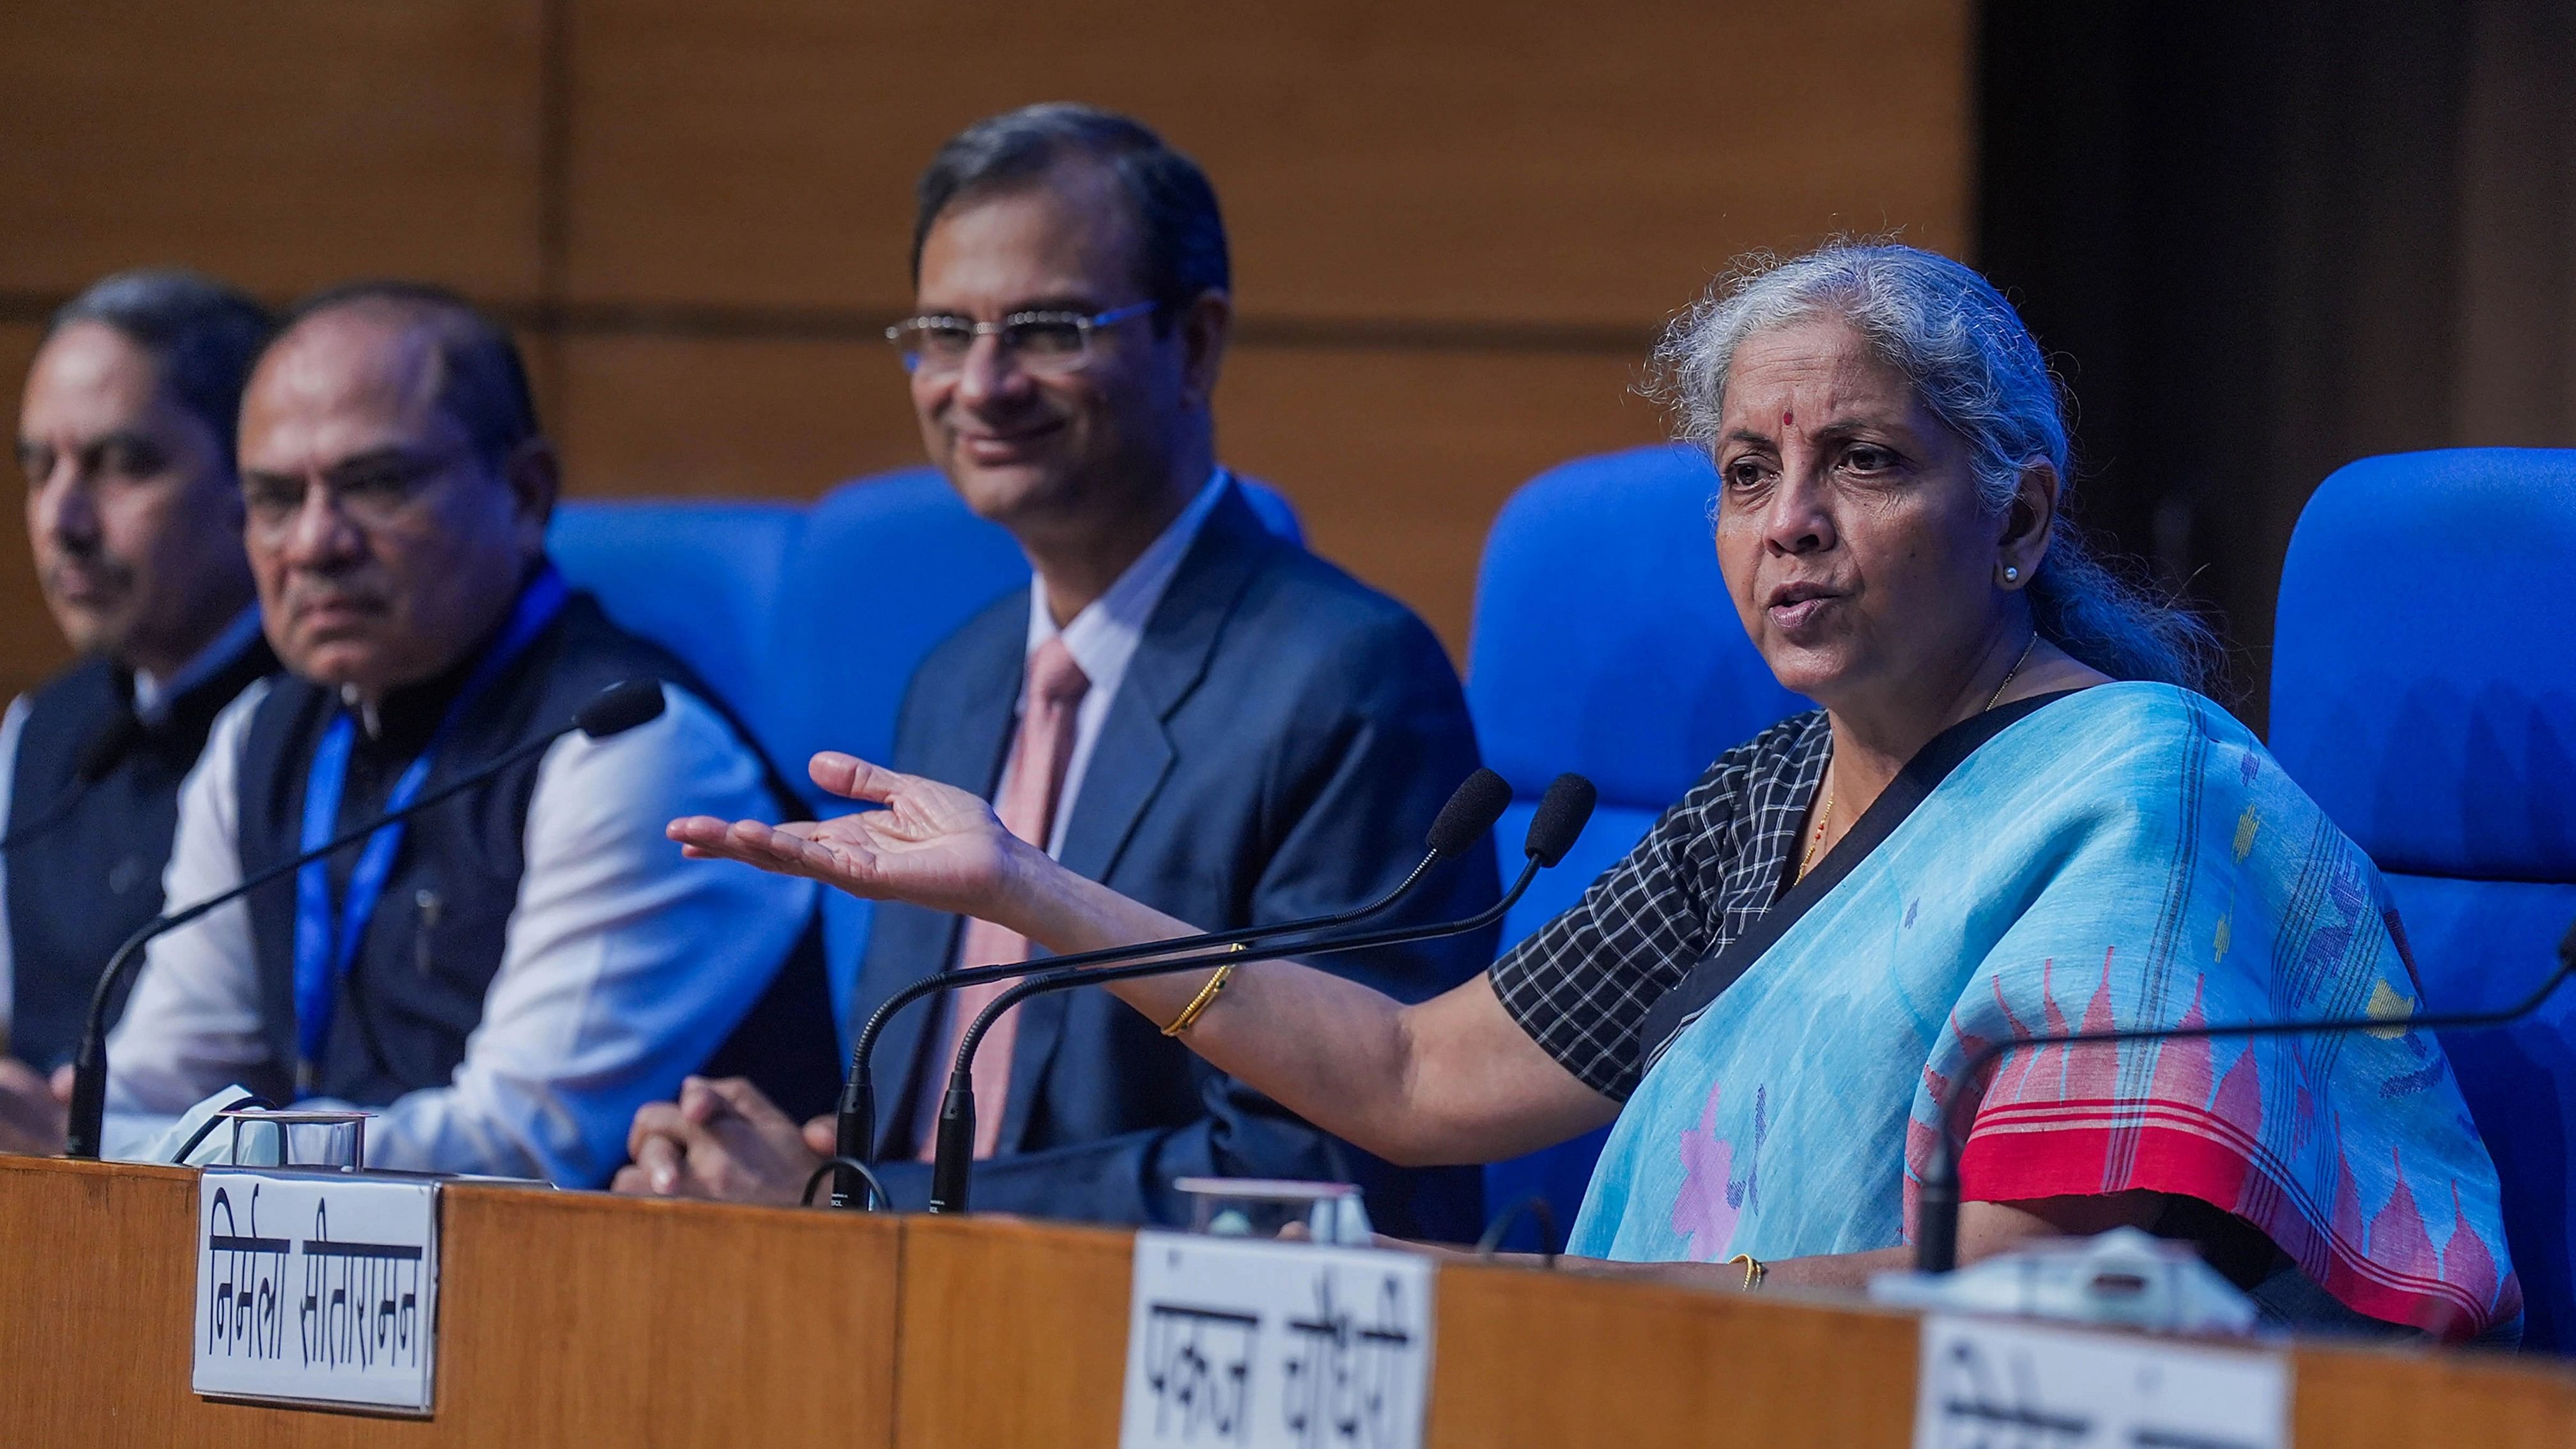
[0,273,275,1124]
[0,282,837,1182]
[616,105,1497,1236]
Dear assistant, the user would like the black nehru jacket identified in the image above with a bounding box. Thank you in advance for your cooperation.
[4,630,275,1069]
[225,592,839,1122]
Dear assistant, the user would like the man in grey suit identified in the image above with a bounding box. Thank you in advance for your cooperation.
[617,105,1497,1235]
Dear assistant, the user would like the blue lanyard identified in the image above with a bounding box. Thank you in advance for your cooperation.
[291,566,572,1087]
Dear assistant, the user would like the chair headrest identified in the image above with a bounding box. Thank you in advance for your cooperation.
[2271,448,2576,881]
[1467,445,1807,807]
[546,500,805,742]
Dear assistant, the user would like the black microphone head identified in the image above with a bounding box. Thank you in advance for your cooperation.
[1426,768,1513,857]
[574,680,667,739]
[1523,773,1598,867]
[75,711,146,782]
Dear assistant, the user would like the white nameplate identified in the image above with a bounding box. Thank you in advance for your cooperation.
[192,1169,440,1414]
[1913,1313,2288,1449]
[1120,1230,1433,1449]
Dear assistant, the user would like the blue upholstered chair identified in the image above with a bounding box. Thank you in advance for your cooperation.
[2270,447,2576,1350]
[548,500,804,748]
[1465,444,1810,1238]
[759,469,1030,1039]
[762,469,1029,809]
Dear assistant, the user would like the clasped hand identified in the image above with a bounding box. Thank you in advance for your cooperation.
[615,1074,833,1205]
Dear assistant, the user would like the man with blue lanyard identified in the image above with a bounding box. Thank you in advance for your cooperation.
[0,282,838,1183]
[0,272,275,1123]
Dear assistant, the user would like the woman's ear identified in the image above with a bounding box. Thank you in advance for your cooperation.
[1996,459,2057,589]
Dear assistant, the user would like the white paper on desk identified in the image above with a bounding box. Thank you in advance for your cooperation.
[1120,1230,1434,1449]
[192,1169,440,1414]
[1913,1313,2288,1449]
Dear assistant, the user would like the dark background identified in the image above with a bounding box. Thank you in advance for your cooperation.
[1981,0,2576,725]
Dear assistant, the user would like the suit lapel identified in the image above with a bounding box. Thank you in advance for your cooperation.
[1051,485,1274,885]
[856,590,1027,1155]
[994,485,1278,1152]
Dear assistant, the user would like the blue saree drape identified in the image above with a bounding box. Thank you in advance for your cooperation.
[1571,683,2518,1340]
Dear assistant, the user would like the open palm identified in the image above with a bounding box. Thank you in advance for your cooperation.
[667,752,1022,920]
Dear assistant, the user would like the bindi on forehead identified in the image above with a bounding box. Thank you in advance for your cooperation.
[1782,410,1794,430]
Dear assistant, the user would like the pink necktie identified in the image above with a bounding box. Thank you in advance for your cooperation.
[920,635,1090,1159]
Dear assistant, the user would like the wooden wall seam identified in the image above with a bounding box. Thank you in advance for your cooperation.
[0,0,1972,691]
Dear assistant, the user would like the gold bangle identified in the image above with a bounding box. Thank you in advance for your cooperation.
[1726,1252,1766,1291]
[1161,954,1242,1037]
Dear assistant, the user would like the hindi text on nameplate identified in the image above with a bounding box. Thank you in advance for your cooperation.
[1120,1230,1434,1449]
[1913,1313,2288,1449]
[192,1168,440,1414]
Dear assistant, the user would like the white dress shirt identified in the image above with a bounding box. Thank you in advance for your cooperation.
[0,605,263,1046]
[100,678,817,1186]
[1010,469,1228,856]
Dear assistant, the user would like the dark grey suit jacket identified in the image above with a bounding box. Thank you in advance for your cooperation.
[858,482,1499,1237]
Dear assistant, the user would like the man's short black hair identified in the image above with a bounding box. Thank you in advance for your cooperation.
[271,280,543,469]
[910,103,1230,325]
[45,270,274,463]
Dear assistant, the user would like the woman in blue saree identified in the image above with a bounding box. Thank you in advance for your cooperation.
[661,243,2518,1340]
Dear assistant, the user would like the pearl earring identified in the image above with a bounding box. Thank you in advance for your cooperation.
[2003,565,2020,583]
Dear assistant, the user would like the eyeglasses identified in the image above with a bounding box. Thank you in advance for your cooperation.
[241,447,467,535]
[885,301,1156,376]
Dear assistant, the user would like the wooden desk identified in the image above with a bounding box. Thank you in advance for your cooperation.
[4,1157,2571,1446]
[0,1157,901,1446]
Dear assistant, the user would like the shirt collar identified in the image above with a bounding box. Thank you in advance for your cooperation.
[1026,467,1230,689]
[131,605,264,725]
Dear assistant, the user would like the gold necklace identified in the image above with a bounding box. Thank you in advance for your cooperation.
[1987,633,2039,712]
[1800,633,2037,886]
[1795,773,1834,883]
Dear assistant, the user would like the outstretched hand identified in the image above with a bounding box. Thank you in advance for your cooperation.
[668,752,1030,922]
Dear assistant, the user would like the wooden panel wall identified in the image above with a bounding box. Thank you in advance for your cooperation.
[0,0,547,699]
[0,0,1971,698]
[1,325,46,696]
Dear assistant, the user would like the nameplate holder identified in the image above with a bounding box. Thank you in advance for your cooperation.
[1913,1313,2289,1449]
[1120,1229,1434,1449]
[192,1168,441,1414]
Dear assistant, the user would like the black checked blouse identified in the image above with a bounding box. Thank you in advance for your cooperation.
[1490,709,1832,1101]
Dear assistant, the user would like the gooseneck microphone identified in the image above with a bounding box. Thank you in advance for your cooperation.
[62,679,668,1159]
[1913,916,2576,1275]
[0,716,148,854]
[822,767,1517,1208]
[925,772,1598,1214]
